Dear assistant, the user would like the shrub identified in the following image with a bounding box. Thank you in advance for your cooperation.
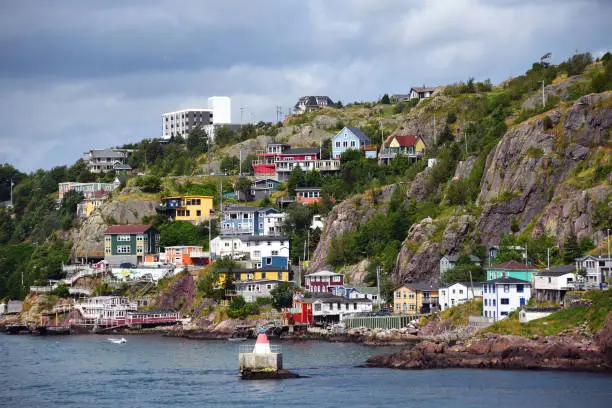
[542,116,553,130]
[526,146,544,158]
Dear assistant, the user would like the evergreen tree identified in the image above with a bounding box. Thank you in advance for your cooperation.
[380,94,391,104]
[563,231,581,263]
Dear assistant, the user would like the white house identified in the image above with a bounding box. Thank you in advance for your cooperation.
[439,282,484,311]
[409,86,436,100]
[210,235,290,265]
[303,294,373,323]
[482,277,531,321]
[304,270,344,293]
[233,279,283,302]
[575,255,611,289]
[533,265,577,303]
[263,212,286,236]
[311,214,326,230]
[347,286,383,306]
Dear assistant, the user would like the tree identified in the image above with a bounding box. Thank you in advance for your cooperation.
[186,126,208,156]
[437,125,454,145]
[219,156,240,174]
[59,190,83,218]
[270,282,296,309]
[234,176,252,200]
[135,175,162,193]
[380,94,391,104]
[287,166,305,196]
[563,231,581,263]
[159,221,202,247]
[442,264,486,285]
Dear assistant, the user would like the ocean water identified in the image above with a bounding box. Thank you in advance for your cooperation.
[1,334,610,408]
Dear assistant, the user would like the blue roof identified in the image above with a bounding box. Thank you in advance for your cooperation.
[346,127,371,143]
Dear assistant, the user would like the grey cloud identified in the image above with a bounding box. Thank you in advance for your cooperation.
[0,0,610,171]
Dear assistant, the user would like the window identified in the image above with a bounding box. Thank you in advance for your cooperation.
[409,304,415,310]
[459,290,463,294]
[548,277,552,283]
[335,142,340,147]
[267,284,272,290]
[353,303,357,310]
[395,292,400,298]
[267,242,271,246]
[409,292,415,299]
[484,299,488,306]
[503,284,509,293]
[196,210,201,216]
[516,284,524,293]
[105,236,111,242]
[500,298,509,305]
[117,235,131,242]
[350,141,356,147]
[136,235,144,241]
[501,311,509,316]
[271,250,279,256]
[343,141,348,147]
[266,258,272,265]
[332,276,341,282]
[105,247,111,255]
[314,304,321,311]
[117,245,131,254]
[492,299,496,306]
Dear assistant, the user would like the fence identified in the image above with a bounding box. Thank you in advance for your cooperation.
[343,314,422,330]
[468,315,494,328]
[239,344,281,354]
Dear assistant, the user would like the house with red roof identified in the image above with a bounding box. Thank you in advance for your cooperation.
[486,260,539,283]
[378,134,426,164]
[103,224,160,266]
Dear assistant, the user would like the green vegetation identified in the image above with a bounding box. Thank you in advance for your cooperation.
[420,299,483,328]
[484,290,612,337]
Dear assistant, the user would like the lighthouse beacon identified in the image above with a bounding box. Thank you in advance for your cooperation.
[253,329,272,354]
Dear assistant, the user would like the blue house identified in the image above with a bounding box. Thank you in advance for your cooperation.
[221,205,281,236]
[261,255,289,269]
[332,127,371,159]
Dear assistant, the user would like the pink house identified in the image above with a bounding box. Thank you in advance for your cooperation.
[304,270,344,293]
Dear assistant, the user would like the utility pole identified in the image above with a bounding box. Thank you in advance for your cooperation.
[307,229,310,262]
[433,114,436,145]
[464,127,468,156]
[607,229,610,264]
[10,178,14,208]
[208,217,212,255]
[207,138,211,175]
[239,149,242,176]
[540,80,546,107]
[376,264,381,310]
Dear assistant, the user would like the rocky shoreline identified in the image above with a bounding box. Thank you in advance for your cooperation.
[365,320,612,373]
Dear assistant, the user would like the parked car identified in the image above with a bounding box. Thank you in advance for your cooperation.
[120,262,136,269]
[374,308,393,316]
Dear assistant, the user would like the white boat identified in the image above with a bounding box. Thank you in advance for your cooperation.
[108,337,127,344]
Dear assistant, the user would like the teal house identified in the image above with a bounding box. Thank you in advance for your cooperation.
[486,260,538,283]
[104,224,160,265]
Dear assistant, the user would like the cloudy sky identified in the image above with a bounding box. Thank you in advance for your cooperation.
[0,0,610,172]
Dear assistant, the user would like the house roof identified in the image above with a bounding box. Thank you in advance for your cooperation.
[384,135,419,148]
[104,224,154,234]
[295,96,333,108]
[306,270,342,277]
[410,86,437,93]
[348,286,378,295]
[112,162,132,170]
[576,255,612,261]
[398,281,439,292]
[488,276,531,285]
[440,281,485,289]
[296,187,322,192]
[88,149,127,159]
[281,147,320,156]
[215,235,289,242]
[537,265,576,276]
[301,293,371,304]
[224,205,277,214]
[488,260,537,270]
[338,127,371,144]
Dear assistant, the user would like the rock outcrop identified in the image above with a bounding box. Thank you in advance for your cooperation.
[366,328,612,373]
[476,92,611,245]
[308,185,396,272]
[71,195,158,259]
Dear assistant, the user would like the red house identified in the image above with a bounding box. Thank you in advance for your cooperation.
[252,143,290,177]
[304,270,344,293]
[286,295,314,325]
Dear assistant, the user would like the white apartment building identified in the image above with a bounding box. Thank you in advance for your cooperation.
[210,235,289,264]
[439,282,484,311]
[482,277,531,321]
[162,109,213,140]
[162,96,232,140]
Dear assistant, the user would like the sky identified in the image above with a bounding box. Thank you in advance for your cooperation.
[0,0,610,172]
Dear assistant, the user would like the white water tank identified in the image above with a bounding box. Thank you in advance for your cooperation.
[208,96,231,124]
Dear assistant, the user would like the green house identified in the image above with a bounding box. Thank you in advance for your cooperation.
[104,224,160,265]
[486,260,538,283]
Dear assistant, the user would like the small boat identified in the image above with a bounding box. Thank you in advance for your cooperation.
[228,337,248,342]
[108,337,127,344]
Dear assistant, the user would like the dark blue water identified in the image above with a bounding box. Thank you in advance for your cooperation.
[1,334,610,407]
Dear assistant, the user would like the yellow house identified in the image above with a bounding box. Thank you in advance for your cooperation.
[162,195,214,224]
[216,268,292,287]
[393,282,439,315]
[379,135,426,164]
[76,196,107,219]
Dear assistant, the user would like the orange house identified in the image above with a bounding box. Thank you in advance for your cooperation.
[164,246,209,266]
[296,187,322,205]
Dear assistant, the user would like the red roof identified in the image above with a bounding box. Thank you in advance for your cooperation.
[104,224,154,234]
[384,135,419,148]
[489,260,537,270]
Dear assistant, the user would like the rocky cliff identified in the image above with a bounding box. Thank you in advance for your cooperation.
[70,190,158,260]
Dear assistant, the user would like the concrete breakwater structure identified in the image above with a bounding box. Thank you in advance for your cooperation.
[238,329,300,380]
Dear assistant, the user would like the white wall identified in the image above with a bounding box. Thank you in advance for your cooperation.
[208,96,232,124]
[211,236,289,262]
[439,283,482,311]
[482,283,531,321]
[534,273,575,290]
